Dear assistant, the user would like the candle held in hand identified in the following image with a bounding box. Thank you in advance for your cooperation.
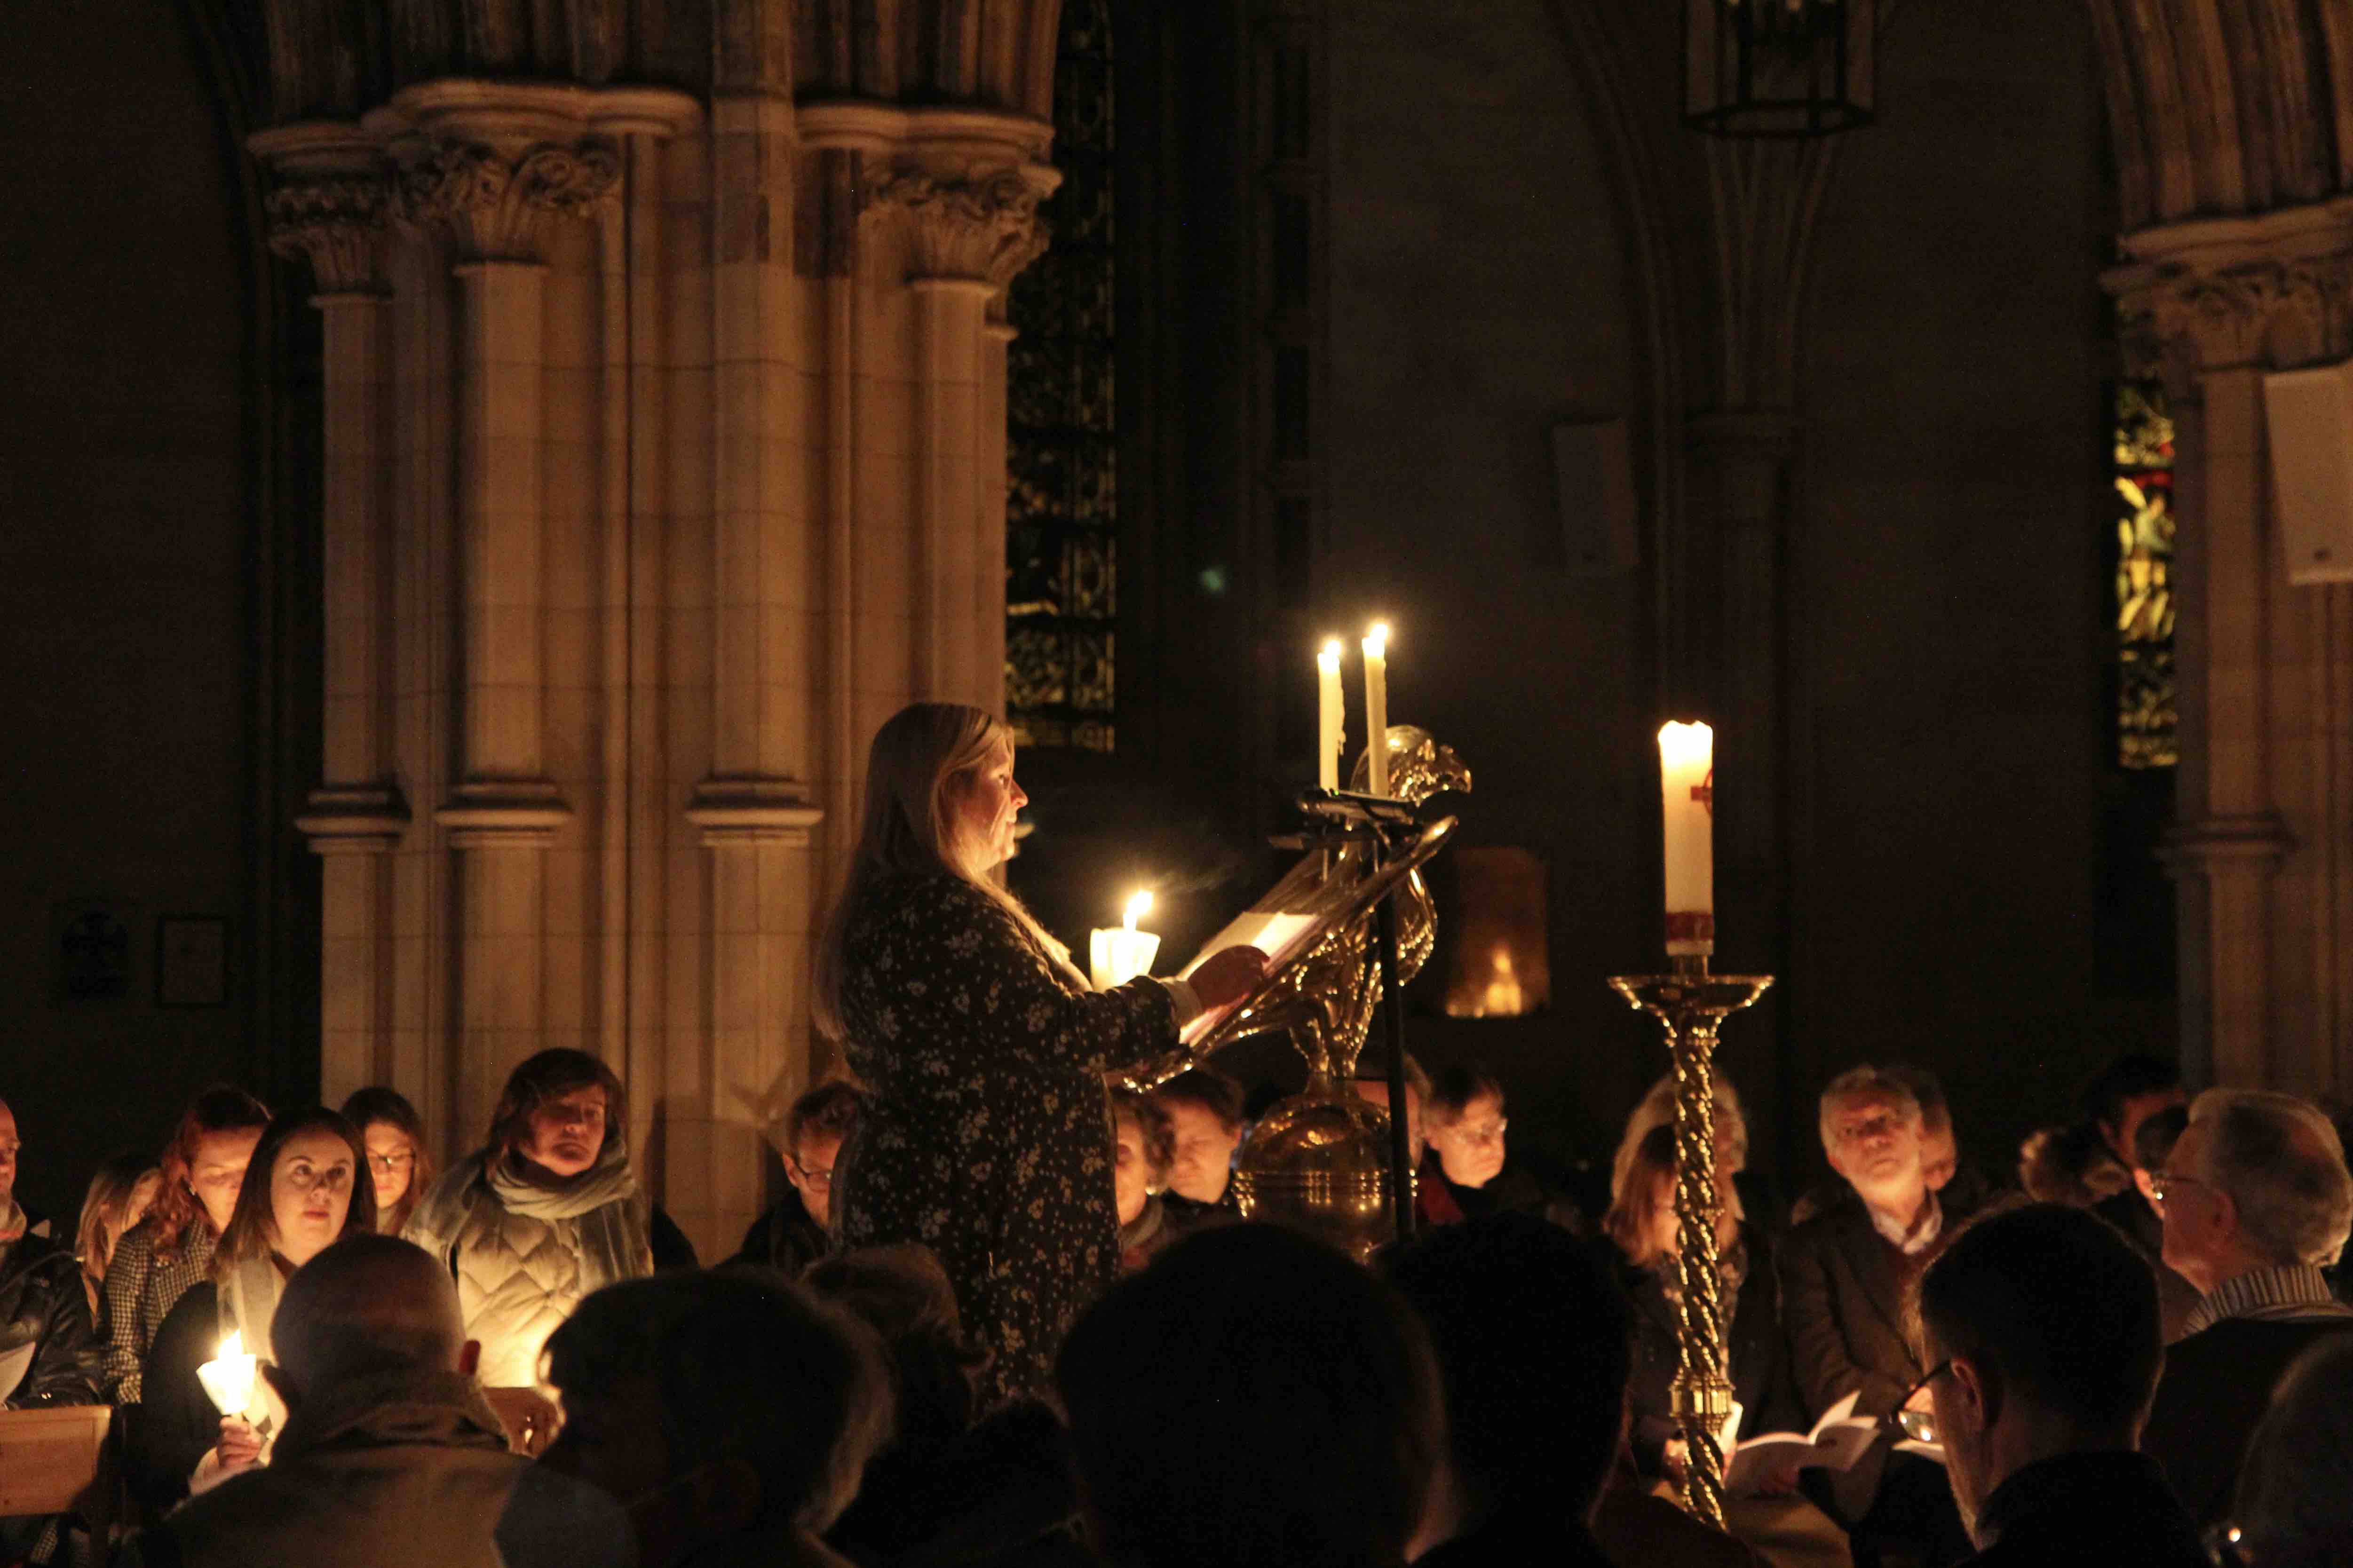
[1089,891,1163,988]
[1658,721,1715,955]
[1317,639,1345,792]
[197,1330,258,1418]
[1363,622,1391,797]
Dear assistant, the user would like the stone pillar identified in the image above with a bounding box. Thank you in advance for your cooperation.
[252,126,406,1108]
[2110,201,2353,1094]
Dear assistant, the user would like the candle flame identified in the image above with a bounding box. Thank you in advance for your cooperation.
[1363,622,1390,659]
[1123,890,1153,930]
[1317,637,1342,672]
[1658,720,1713,768]
[218,1332,245,1361]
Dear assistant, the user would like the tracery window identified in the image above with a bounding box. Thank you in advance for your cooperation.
[2113,381,2177,769]
[1005,0,1117,752]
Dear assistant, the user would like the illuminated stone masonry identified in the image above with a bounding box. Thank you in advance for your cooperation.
[250,78,1057,1261]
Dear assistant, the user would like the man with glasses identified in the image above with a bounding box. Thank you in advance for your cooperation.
[2139,1089,2353,1528]
[1782,1066,1979,1561]
[1912,1203,2202,1566]
[728,1081,860,1276]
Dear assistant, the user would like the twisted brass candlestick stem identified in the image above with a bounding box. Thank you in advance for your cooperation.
[1608,956,1773,1528]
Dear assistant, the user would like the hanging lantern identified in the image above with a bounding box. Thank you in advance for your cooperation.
[1685,0,1875,138]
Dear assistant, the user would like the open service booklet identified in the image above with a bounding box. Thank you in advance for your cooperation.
[1717,1390,1946,1494]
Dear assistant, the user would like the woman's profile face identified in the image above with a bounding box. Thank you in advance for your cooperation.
[953,743,1027,871]
[190,1128,264,1234]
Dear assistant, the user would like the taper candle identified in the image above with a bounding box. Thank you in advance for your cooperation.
[1363,623,1391,796]
[1658,721,1715,955]
[1317,638,1344,792]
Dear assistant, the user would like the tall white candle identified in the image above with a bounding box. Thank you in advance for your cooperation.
[1658,721,1715,955]
[1363,622,1391,796]
[1317,639,1344,792]
[1089,891,1162,988]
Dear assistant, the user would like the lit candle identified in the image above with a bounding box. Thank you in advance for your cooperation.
[1089,891,1163,988]
[1362,622,1391,796]
[197,1330,259,1418]
[1658,721,1715,955]
[1317,638,1345,792]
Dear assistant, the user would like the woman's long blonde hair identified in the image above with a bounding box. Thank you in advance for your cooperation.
[813,703,1072,1040]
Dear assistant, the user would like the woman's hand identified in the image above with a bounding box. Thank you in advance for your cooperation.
[190,1418,264,1494]
[1188,945,1270,1010]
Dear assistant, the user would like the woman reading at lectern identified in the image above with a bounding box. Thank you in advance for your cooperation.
[816,703,1266,1403]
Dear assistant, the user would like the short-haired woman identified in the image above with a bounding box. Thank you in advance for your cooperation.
[816,703,1265,1404]
[127,1106,373,1509]
[339,1086,436,1235]
[98,1085,270,1403]
[402,1048,663,1386]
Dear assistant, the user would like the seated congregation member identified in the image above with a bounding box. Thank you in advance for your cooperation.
[1418,1065,1560,1225]
[809,1246,1076,1568]
[1619,1070,1772,1237]
[0,1094,100,1408]
[1112,1090,1178,1273]
[1604,1124,1792,1477]
[2226,1334,2353,1568]
[1389,1213,1676,1568]
[2102,1102,2200,1340]
[524,1270,892,1568]
[99,1085,269,1402]
[2141,1088,2353,1528]
[120,1235,525,1568]
[1885,1066,1992,1216]
[341,1086,436,1235]
[1056,1224,1444,1568]
[729,1080,860,1275]
[404,1048,666,1388]
[1781,1066,1976,1563]
[129,1106,375,1509]
[74,1151,159,1316]
[817,705,1264,1405]
[1914,1203,2202,1567]
[2015,1121,2131,1207]
[1149,1066,1246,1212]
[2084,1052,2187,1188]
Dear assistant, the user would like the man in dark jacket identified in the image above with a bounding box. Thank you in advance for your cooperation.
[0,1097,99,1410]
[1781,1067,1978,1563]
[1917,1203,2203,1567]
[2141,1089,2353,1528]
[728,1081,859,1275]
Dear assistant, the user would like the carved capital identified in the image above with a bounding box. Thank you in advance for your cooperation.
[860,164,1060,293]
[265,174,391,297]
[391,138,620,263]
[2107,198,2353,388]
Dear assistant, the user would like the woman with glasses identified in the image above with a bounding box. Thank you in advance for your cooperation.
[339,1087,435,1236]
[126,1106,374,1510]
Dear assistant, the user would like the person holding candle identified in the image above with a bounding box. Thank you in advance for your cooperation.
[815,702,1268,1403]
[127,1105,375,1509]
[340,1086,436,1236]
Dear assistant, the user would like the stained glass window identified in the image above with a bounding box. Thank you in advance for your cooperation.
[1005,0,1116,752]
[2114,381,2177,769]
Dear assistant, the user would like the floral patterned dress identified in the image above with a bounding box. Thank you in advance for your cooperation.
[833,871,1180,1403]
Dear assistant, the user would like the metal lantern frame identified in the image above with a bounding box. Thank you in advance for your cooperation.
[1684,0,1875,139]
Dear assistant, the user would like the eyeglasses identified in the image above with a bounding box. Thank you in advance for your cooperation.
[1891,1359,1952,1445]
[2147,1170,2213,1207]
[788,1161,835,1191]
[366,1150,416,1174]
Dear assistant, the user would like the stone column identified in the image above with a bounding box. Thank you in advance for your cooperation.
[379,84,616,1124]
[2110,202,2353,1092]
[252,126,406,1107]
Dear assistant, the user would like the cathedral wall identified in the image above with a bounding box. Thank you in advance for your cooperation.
[0,0,265,1220]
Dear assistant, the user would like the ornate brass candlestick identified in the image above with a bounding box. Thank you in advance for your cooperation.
[1607,954,1773,1528]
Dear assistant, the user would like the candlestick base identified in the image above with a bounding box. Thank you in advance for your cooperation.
[1607,954,1773,1529]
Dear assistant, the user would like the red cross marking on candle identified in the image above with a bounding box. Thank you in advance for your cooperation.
[1692,769,1713,817]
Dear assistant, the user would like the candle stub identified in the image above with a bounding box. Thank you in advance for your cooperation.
[1658,721,1715,955]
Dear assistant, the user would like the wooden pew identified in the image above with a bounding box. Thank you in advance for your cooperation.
[0,1405,116,1539]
